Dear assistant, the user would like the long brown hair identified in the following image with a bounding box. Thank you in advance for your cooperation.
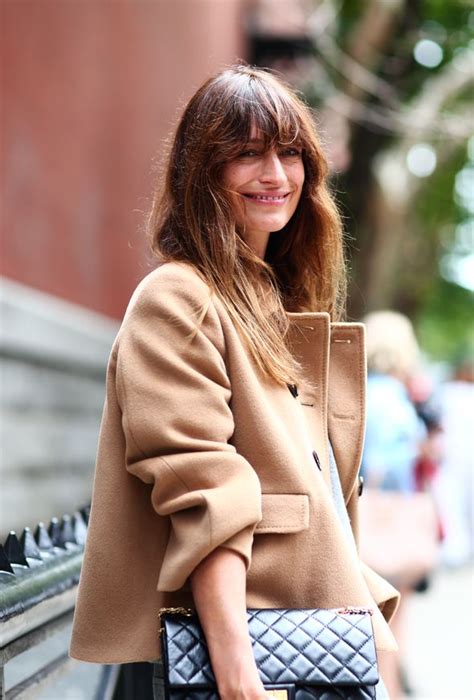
[148,64,346,386]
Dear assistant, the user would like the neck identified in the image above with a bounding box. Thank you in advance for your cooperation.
[244,230,270,259]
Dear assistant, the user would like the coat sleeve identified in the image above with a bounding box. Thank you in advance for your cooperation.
[115,269,262,592]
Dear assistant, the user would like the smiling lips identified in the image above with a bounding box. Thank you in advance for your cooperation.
[242,192,291,204]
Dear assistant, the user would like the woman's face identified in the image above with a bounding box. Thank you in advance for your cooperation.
[223,128,305,257]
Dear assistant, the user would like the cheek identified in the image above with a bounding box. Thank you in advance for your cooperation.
[222,163,250,192]
[289,166,305,206]
[284,162,305,199]
[295,163,305,191]
[222,166,243,218]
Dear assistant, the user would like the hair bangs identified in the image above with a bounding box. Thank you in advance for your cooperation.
[218,71,303,156]
[248,77,302,149]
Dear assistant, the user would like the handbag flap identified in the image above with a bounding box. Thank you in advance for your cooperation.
[160,608,379,688]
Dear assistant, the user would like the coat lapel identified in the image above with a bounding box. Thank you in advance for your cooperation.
[287,313,332,492]
[287,314,366,502]
[328,323,366,502]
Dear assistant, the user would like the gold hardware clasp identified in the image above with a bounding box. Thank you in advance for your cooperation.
[158,607,194,633]
[337,606,373,615]
[266,691,288,699]
[158,606,194,619]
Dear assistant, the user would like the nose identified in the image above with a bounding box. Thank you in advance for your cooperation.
[259,150,286,184]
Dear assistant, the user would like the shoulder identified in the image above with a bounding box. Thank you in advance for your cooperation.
[118,261,225,353]
[125,261,212,318]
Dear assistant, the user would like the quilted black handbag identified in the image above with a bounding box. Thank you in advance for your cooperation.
[159,607,379,699]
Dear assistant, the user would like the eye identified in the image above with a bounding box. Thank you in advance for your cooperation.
[279,147,302,158]
[237,149,260,158]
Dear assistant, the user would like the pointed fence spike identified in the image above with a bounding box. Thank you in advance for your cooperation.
[48,517,64,548]
[0,544,15,574]
[34,522,54,551]
[20,527,43,560]
[4,532,29,567]
[73,511,88,546]
[60,514,76,546]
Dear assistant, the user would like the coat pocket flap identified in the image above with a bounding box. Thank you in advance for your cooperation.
[256,494,309,534]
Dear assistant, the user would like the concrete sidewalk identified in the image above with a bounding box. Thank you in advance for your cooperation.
[404,564,474,700]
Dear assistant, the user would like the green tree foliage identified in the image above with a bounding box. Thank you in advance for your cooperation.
[304,0,473,363]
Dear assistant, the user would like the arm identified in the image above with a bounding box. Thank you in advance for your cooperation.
[116,270,262,590]
[119,272,265,692]
[191,547,267,700]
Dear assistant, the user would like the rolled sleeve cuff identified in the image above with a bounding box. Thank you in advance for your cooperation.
[157,485,262,592]
[218,525,257,571]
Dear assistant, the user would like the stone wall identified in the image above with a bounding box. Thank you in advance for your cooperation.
[0,278,118,536]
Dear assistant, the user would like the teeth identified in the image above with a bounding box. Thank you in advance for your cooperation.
[247,194,286,201]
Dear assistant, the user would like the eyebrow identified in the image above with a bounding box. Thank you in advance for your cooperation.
[245,137,302,146]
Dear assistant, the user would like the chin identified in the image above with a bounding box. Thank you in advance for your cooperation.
[254,217,289,231]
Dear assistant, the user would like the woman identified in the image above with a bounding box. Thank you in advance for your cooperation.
[70,65,398,698]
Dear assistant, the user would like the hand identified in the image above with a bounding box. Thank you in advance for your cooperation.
[213,643,268,700]
[219,686,269,700]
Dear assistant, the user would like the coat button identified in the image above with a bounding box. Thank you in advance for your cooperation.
[287,383,298,398]
[358,475,364,496]
[312,451,322,471]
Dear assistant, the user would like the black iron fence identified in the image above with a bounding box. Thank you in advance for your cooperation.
[0,509,153,700]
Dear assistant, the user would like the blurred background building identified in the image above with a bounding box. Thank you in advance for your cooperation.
[1,1,473,696]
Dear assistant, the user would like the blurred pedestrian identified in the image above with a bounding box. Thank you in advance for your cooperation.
[434,356,474,568]
[362,311,425,493]
[408,373,443,508]
[360,311,439,698]
[70,66,398,699]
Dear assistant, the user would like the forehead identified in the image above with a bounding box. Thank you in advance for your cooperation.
[246,123,300,146]
[249,125,264,141]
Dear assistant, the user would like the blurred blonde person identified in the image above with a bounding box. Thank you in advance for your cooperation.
[361,311,432,699]
[363,312,424,493]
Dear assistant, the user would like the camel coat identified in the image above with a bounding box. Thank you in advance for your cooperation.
[70,261,399,663]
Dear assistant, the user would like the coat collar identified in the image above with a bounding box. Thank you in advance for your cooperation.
[286,313,366,502]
